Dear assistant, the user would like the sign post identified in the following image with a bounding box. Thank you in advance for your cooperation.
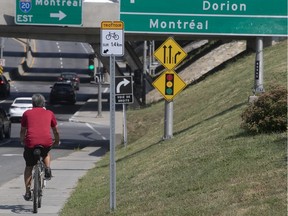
[152,37,187,139]
[101,21,124,211]
[115,76,133,146]
[15,0,82,26]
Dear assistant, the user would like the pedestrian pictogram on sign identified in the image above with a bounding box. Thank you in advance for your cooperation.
[152,70,186,101]
[154,37,187,70]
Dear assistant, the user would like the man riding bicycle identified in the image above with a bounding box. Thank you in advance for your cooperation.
[20,94,60,201]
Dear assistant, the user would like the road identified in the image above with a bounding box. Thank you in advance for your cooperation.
[0,39,109,187]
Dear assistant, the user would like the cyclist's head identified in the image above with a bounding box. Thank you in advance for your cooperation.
[32,94,45,107]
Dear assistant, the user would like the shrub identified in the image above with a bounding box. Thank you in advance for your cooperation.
[241,86,287,133]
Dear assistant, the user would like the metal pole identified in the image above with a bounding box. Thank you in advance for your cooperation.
[0,37,4,59]
[109,55,116,211]
[123,104,127,147]
[97,82,102,117]
[143,41,147,104]
[254,37,264,94]
[163,100,173,140]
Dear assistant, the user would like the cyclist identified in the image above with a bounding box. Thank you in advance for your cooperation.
[20,94,60,201]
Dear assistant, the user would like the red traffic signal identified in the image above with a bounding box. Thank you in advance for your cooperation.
[165,73,174,95]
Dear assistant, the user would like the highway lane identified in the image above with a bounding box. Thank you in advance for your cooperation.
[0,40,108,187]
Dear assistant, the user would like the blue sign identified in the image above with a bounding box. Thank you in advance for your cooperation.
[19,0,32,13]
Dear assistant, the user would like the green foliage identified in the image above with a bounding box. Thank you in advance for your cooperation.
[241,85,287,133]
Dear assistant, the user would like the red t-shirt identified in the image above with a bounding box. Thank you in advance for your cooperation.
[21,107,57,148]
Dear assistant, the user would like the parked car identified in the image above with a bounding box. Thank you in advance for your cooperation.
[0,107,11,139]
[49,82,76,105]
[57,72,80,90]
[9,97,33,122]
[0,74,10,98]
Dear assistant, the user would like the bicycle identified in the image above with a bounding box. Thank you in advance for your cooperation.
[31,145,47,213]
[105,32,119,40]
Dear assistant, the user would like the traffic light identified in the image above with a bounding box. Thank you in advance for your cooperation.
[165,73,174,95]
[88,55,95,71]
[88,54,95,76]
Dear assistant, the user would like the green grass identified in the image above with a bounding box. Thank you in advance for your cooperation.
[60,40,287,216]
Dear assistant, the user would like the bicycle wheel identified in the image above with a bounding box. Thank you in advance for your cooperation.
[33,166,39,213]
[38,163,44,208]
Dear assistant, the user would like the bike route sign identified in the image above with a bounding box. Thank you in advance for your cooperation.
[15,0,82,26]
[120,0,288,36]
[101,21,124,57]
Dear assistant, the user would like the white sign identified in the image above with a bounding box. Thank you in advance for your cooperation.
[0,59,5,66]
[101,21,124,57]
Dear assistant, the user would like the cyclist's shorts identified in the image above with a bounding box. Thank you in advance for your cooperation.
[23,146,52,167]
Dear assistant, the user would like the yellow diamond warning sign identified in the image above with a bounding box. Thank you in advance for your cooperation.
[154,37,187,70]
[152,70,187,101]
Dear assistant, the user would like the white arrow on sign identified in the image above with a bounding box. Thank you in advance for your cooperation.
[116,78,130,93]
[50,11,66,21]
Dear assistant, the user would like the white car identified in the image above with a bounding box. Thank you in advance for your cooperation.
[9,97,32,122]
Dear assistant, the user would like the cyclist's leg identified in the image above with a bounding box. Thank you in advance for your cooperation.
[23,148,35,189]
[24,166,33,192]
[23,147,36,200]
[43,153,51,167]
[42,147,52,179]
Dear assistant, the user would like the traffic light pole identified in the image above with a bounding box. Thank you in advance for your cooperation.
[96,56,103,117]
[163,100,173,140]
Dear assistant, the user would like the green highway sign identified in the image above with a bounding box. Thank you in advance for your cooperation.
[120,0,288,36]
[15,0,82,26]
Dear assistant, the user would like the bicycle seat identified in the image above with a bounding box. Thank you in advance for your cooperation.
[33,145,44,159]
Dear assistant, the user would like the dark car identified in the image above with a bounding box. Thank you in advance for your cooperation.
[0,75,10,98]
[0,107,11,140]
[49,82,76,105]
[57,72,80,90]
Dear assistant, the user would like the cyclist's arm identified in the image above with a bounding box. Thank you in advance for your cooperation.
[20,126,27,145]
[52,126,60,146]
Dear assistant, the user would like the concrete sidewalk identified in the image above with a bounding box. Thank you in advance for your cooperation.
[0,147,105,216]
[0,99,123,215]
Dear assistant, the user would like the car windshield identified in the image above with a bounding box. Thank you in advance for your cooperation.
[54,84,72,90]
[15,100,32,104]
[62,74,76,79]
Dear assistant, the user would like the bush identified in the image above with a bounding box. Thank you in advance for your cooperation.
[241,86,287,133]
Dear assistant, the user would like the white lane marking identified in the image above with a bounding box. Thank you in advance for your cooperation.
[103,87,109,93]
[2,154,22,157]
[80,42,90,53]
[85,123,107,140]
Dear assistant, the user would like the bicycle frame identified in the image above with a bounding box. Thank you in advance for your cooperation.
[31,146,46,214]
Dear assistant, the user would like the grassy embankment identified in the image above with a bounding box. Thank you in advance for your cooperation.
[60,40,287,216]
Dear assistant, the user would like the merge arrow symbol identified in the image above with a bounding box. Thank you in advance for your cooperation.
[50,11,66,21]
[116,78,130,93]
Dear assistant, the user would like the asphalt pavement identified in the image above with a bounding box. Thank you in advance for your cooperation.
[0,99,122,215]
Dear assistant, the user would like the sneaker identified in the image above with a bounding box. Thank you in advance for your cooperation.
[24,191,31,201]
[45,167,52,180]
